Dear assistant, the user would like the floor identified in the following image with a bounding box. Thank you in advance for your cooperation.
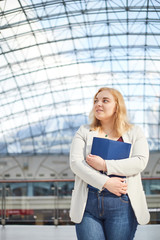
[0,224,160,240]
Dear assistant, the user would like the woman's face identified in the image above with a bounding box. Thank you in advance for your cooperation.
[93,90,117,122]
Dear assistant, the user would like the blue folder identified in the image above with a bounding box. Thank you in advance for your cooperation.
[91,137,131,178]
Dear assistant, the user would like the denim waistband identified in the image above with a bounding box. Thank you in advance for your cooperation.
[88,184,109,192]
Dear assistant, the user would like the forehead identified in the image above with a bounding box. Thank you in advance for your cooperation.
[95,90,114,100]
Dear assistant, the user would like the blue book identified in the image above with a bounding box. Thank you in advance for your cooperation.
[91,137,131,178]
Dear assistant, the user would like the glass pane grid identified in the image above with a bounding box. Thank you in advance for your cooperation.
[0,0,160,155]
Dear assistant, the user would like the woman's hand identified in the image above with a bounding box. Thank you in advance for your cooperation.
[86,154,107,171]
[86,154,127,196]
[103,177,128,196]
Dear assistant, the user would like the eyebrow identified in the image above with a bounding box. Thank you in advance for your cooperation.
[95,97,111,100]
[103,97,110,100]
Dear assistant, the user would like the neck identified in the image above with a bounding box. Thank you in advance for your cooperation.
[99,119,116,138]
[100,120,114,132]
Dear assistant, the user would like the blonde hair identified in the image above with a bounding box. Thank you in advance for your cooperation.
[89,87,132,136]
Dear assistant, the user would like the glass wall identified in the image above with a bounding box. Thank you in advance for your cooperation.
[143,179,160,195]
[0,0,160,156]
[0,180,74,225]
[143,178,160,224]
[0,179,160,225]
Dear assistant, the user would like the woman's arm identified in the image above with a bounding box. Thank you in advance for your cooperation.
[70,125,128,195]
[70,125,109,190]
[106,127,149,177]
[86,126,149,177]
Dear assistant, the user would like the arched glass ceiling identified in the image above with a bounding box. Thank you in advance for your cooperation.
[0,0,160,155]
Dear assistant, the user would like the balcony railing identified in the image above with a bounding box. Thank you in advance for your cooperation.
[0,178,160,225]
[0,179,74,226]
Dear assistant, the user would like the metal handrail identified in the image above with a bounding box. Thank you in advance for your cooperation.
[0,179,74,226]
[0,178,160,225]
[0,179,74,183]
[0,177,159,184]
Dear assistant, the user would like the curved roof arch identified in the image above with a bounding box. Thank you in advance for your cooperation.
[0,0,160,155]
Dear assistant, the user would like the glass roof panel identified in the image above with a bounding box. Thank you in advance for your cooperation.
[0,0,160,155]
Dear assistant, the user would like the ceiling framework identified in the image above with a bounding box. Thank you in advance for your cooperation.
[0,0,160,155]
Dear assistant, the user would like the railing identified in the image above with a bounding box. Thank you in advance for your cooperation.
[0,178,160,225]
[0,179,74,226]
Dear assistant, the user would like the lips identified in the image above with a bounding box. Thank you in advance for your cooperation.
[96,109,103,112]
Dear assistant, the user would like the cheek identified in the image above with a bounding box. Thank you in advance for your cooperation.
[106,105,116,114]
[110,103,116,112]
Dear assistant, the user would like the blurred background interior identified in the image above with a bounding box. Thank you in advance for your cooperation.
[0,0,160,226]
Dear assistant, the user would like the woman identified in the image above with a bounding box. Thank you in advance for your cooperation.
[69,87,150,240]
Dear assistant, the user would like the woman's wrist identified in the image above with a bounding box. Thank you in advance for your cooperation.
[103,160,107,172]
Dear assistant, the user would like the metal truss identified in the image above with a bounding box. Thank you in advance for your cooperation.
[0,0,160,155]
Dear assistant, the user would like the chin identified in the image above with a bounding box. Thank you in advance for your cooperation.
[95,115,103,121]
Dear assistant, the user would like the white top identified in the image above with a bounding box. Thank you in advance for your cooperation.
[69,124,150,225]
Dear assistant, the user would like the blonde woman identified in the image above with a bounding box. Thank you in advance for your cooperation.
[70,87,150,240]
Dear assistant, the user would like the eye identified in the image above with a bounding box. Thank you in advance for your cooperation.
[103,99,109,103]
[94,99,98,103]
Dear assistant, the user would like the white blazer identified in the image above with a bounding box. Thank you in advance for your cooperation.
[69,124,150,225]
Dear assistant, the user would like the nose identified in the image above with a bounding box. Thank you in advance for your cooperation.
[97,101,102,106]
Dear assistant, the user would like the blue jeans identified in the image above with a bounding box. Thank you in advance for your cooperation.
[76,188,138,240]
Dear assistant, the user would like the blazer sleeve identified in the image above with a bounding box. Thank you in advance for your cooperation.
[105,126,149,177]
[70,125,109,190]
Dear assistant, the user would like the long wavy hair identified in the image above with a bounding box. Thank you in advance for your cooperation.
[89,87,132,136]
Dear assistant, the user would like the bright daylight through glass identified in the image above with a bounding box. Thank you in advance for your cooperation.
[0,0,160,155]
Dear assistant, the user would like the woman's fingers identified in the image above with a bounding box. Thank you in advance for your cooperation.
[86,154,104,171]
[103,177,128,196]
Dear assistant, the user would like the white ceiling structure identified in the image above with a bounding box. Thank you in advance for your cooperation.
[0,0,160,155]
